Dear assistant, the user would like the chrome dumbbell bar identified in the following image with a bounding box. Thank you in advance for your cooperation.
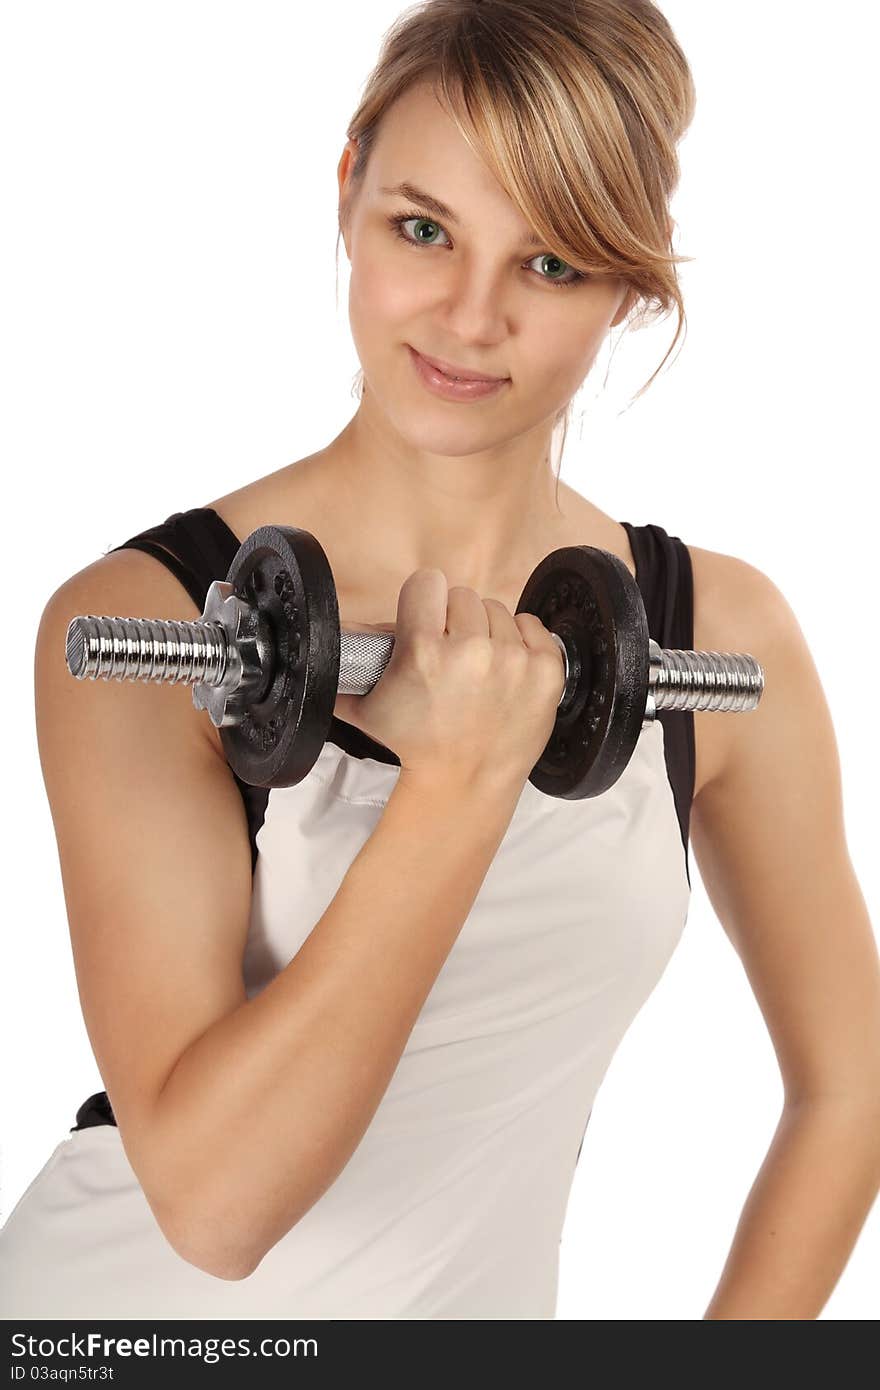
[66,577,764,728]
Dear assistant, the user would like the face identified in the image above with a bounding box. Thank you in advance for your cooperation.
[337,82,633,457]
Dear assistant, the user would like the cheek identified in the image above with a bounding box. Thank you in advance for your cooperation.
[525,315,606,398]
[349,242,419,335]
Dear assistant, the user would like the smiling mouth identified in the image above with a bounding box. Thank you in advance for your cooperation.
[411,347,509,383]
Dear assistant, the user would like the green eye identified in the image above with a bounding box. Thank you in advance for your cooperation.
[536,254,570,281]
[387,210,589,289]
[406,217,444,244]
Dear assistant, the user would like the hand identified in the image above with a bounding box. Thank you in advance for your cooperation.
[333,568,566,789]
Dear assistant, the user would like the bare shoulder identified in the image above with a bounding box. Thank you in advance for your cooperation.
[684,541,794,798]
[685,540,792,650]
[49,544,225,763]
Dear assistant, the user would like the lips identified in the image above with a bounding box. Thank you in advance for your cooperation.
[411,348,508,384]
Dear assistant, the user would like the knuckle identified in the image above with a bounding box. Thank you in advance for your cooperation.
[456,633,493,672]
[503,645,529,678]
[405,630,439,668]
[537,647,566,687]
[458,631,491,657]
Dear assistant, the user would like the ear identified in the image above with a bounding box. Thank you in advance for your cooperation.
[609,283,637,329]
[337,138,359,252]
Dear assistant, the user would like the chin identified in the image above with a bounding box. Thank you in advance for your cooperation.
[386,400,503,453]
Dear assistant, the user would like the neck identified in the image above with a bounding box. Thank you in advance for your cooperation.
[312,399,572,598]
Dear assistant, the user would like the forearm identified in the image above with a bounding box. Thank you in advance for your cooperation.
[148,767,525,1278]
[703,1097,880,1319]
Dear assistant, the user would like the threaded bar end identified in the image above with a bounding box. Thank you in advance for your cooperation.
[65,615,228,687]
[653,648,764,712]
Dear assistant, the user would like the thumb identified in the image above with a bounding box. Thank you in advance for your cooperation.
[334,620,396,728]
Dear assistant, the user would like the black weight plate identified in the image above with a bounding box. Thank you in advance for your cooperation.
[516,546,649,799]
[220,525,340,788]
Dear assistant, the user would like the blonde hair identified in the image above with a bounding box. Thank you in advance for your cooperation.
[336,0,696,478]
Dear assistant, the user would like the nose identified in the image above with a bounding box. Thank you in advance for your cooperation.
[438,254,511,342]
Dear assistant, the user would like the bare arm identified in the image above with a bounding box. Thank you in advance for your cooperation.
[689,549,880,1317]
[37,553,541,1283]
[152,764,524,1279]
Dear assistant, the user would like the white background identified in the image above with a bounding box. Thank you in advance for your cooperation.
[1,1,877,1319]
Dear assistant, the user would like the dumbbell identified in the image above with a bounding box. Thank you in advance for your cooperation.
[65,523,764,798]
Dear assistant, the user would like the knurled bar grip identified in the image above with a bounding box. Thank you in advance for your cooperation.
[337,627,572,702]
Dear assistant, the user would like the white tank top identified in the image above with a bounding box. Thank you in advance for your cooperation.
[0,508,695,1320]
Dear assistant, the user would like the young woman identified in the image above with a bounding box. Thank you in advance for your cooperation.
[2,0,877,1320]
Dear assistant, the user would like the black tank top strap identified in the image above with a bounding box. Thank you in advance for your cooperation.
[107,507,243,610]
[109,535,202,607]
[620,522,696,888]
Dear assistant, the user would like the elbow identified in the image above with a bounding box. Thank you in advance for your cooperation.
[150,1191,263,1282]
[137,1135,314,1280]
[162,1179,319,1280]
[182,1246,261,1283]
[169,1217,262,1282]
[123,1113,271,1280]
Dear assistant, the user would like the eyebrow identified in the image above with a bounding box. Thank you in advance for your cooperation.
[379,181,546,249]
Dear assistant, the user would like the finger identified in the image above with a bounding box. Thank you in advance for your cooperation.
[515,614,567,693]
[482,597,526,645]
[396,569,448,641]
[513,610,559,653]
[446,585,490,638]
